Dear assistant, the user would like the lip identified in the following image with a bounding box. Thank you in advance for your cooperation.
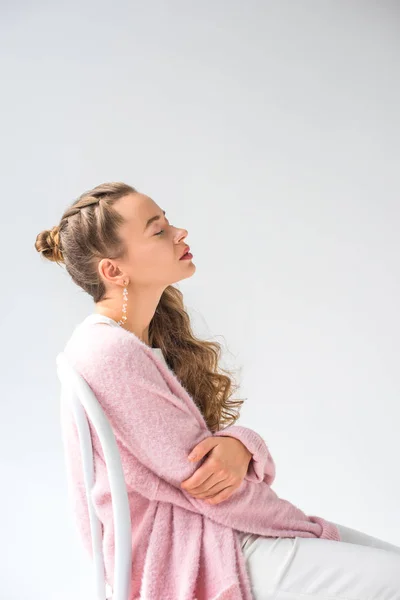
[180,245,190,259]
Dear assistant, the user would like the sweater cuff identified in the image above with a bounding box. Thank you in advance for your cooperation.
[309,515,341,541]
[214,425,276,485]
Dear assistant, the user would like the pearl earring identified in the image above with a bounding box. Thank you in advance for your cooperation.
[117,280,128,327]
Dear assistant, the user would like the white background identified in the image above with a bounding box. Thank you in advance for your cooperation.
[1,1,399,598]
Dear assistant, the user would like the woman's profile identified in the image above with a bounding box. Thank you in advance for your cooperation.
[35,182,400,600]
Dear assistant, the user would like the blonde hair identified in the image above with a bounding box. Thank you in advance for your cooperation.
[35,181,245,432]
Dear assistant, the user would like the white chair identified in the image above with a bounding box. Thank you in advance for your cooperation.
[56,352,132,600]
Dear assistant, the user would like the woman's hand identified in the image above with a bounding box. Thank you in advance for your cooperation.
[180,436,252,504]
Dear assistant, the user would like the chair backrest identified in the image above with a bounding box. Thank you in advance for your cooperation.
[56,351,132,600]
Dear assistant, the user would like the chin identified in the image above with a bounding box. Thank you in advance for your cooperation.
[173,261,196,283]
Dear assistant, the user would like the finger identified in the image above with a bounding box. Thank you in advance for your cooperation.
[188,474,231,498]
[204,485,237,504]
[181,461,220,491]
[183,469,227,494]
[182,472,215,493]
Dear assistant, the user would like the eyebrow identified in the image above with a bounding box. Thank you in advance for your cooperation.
[144,209,166,232]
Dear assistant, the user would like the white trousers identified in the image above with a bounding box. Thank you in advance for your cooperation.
[238,522,400,600]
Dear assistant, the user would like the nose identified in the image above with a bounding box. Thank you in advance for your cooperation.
[175,227,188,241]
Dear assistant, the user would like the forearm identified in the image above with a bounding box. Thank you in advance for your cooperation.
[155,474,340,540]
[214,424,276,484]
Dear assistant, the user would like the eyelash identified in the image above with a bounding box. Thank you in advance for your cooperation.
[155,218,169,235]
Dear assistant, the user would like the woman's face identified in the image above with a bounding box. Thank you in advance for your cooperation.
[114,192,196,287]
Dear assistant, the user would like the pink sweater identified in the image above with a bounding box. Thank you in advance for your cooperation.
[62,313,340,600]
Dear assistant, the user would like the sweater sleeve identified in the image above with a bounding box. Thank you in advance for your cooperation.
[78,332,340,542]
[214,424,276,484]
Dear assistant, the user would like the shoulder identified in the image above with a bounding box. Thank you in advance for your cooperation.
[64,322,149,370]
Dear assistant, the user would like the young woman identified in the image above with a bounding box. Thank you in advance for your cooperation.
[35,182,400,600]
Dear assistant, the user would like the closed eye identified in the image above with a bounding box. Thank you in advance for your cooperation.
[155,217,169,236]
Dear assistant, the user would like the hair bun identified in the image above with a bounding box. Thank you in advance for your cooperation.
[34,225,64,263]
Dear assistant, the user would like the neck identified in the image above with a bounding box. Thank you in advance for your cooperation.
[94,284,165,346]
